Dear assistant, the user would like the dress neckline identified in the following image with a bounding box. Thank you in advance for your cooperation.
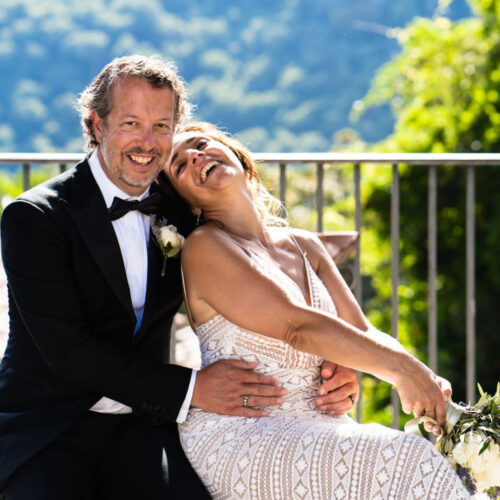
[244,234,313,308]
[188,229,317,334]
[181,228,320,332]
[218,228,314,308]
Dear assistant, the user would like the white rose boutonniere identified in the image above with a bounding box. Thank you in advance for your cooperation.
[150,215,185,276]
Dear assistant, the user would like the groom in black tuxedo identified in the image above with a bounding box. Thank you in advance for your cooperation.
[0,55,212,499]
[0,55,360,499]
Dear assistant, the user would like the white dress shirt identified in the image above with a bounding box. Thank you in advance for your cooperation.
[88,151,196,421]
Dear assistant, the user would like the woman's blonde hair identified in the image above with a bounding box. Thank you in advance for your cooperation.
[176,122,287,227]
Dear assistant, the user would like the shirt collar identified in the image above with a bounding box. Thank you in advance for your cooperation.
[88,150,150,209]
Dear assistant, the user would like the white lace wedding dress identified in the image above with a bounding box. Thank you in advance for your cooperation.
[178,238,470,499]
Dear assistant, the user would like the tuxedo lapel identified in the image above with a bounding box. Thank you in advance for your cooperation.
[140,231,163,332]
[64,161,135,322]
[136,204,185,343]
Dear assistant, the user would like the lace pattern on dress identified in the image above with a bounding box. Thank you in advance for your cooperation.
[179,231,470,499]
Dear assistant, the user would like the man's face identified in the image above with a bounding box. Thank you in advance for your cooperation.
[92,76,176,196]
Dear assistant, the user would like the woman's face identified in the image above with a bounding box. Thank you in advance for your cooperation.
[165,131,245,208]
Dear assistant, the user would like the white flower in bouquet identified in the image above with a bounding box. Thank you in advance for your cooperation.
[439,384,500,497]
[452,432,484,466]
[451,432,500,492]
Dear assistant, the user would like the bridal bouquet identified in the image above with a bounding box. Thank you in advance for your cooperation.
[436,384,500,497]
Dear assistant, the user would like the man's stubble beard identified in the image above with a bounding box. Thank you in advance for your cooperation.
[118,157,164,190]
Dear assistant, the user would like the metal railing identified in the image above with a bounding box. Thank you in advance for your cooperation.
[2,152,500,426]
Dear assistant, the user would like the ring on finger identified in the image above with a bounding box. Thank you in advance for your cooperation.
[243,395,249,408]
[348,394,355,406]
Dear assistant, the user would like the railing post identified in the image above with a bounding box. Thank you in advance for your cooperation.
[59,163,67,173]
[279,163,287,209]
[428,166,438,373]
[391,163,400,429]
[466,165,476,403]
[354,163,363,423]
[316,163,324,232]
[354,164,362,306]
[22,163,30,192]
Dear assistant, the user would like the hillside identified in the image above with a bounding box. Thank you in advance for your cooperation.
[0,0,471,153]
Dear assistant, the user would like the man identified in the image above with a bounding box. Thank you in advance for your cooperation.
[0,55,359,499]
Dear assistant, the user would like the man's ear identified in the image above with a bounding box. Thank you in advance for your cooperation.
[91,110,103,144]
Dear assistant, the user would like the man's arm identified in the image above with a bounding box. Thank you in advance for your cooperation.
[316,361,359,415]
[2,200,191,422]
[191,359,287,418]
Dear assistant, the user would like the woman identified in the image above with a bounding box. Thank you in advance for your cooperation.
[162,122,470,499]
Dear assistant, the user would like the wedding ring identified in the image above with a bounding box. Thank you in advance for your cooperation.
[348,395,355,406]
[243,395,249,407]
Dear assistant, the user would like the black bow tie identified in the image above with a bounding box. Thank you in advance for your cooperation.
[108,193,163,221]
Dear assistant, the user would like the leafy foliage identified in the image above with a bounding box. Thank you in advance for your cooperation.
[354,0,500,419]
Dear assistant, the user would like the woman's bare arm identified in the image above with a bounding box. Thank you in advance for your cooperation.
[290,229,448,425]
[182,226,446,425]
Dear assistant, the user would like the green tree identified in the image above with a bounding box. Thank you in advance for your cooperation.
[354,0,500,418]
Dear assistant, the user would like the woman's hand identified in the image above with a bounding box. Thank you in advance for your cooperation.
[393,355,448,434]
[420,375,452,435]
[436,375,452,401]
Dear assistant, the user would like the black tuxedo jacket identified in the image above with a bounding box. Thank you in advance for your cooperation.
[0,159,195,487]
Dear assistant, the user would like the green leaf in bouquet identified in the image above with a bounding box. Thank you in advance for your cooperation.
[478,383,486,398]
[478,437,491,456]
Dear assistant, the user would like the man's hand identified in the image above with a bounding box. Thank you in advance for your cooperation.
[191,359,287,417]
[315,361,359,416]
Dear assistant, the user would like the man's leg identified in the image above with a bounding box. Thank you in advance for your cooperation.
[97,416,210,499]
[1,414,98,500]
[97,413,169,500]
[161,423,211,499]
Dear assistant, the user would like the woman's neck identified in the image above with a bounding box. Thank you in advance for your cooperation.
[202,189,266,242]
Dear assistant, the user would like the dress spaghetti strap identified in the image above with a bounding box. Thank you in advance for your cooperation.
[180,266,197,330]
[288,232,314,307]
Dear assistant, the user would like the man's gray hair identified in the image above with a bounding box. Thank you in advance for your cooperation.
[77,54,192,152]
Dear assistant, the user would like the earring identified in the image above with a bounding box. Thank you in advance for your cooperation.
[193,210,202,226]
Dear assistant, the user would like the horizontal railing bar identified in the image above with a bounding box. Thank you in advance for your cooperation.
[0,153,85,164]
[253,152,500,165]
[2,152,500,166]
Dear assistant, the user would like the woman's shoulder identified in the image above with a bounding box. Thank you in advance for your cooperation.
[182,224,242,264]
[267,226,325,267]
[277,227,323,253]
[184,224,223,250]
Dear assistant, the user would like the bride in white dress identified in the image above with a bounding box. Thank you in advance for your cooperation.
[163,122,470,499]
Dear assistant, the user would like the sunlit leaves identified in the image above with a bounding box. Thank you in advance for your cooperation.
[354,1,500,420]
